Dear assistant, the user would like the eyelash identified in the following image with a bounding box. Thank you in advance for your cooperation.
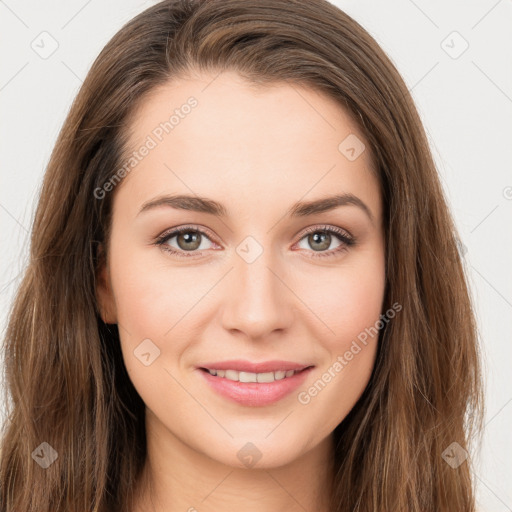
[153,224,356,259]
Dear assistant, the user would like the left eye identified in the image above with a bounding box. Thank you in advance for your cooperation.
[296,230,343,251]
[294,226,355,258]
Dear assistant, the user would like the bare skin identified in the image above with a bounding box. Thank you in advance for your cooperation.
[97,70,386,512]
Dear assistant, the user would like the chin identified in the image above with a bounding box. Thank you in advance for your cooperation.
[203,434,315,470]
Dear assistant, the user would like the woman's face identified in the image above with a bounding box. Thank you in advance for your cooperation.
[97,70,386,469]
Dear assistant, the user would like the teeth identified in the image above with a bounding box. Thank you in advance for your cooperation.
[239,371,257,383]
[206,368,301,382]
[225,369,239,381]
[256,372,275,383]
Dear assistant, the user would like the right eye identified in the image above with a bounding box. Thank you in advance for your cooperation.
[154,225,219,258]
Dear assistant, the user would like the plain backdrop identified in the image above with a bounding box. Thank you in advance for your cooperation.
[1,0,511,510]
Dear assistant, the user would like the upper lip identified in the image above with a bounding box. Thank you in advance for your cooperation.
[197,360,313,373]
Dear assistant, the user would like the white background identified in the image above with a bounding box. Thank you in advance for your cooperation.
[0,1,511,510]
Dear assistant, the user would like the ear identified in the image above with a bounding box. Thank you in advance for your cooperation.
[95,243,118,324]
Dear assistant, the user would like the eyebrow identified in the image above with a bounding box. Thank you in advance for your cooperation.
[138,192,374,223]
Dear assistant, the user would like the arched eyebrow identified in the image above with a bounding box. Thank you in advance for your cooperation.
[137,192,374,224]
[288,193,374,224]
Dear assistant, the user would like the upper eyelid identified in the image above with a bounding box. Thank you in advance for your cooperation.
[157,224,217,241]
[300,224,353,239]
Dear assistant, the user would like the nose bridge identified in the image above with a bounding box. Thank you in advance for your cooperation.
[220,235,293,338]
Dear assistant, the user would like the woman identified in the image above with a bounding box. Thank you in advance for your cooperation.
[0,0,484,510]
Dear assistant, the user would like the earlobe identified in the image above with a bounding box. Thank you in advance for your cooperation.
[95,244,118,324]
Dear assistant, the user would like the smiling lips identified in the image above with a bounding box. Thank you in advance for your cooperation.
[197,359,314,406]
[203,368,300,382]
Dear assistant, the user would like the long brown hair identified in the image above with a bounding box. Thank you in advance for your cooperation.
[0,0,484,510]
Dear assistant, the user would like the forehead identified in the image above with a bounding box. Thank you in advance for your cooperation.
[116,70,381,222]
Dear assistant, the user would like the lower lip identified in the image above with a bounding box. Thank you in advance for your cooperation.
[198,367,313,407]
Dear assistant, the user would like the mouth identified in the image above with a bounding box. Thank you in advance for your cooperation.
[196,361,315,407]
[198,366,312,383]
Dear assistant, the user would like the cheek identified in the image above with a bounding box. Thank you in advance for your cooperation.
[309,272,382,381]
[108,244,203,392]
[292,248,385,413]
[300,253,385,351]
[330,269,384,346]
[294,263,384,433]
[109,243,202,340]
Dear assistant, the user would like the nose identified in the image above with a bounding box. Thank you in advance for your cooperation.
[220,244,295,341]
